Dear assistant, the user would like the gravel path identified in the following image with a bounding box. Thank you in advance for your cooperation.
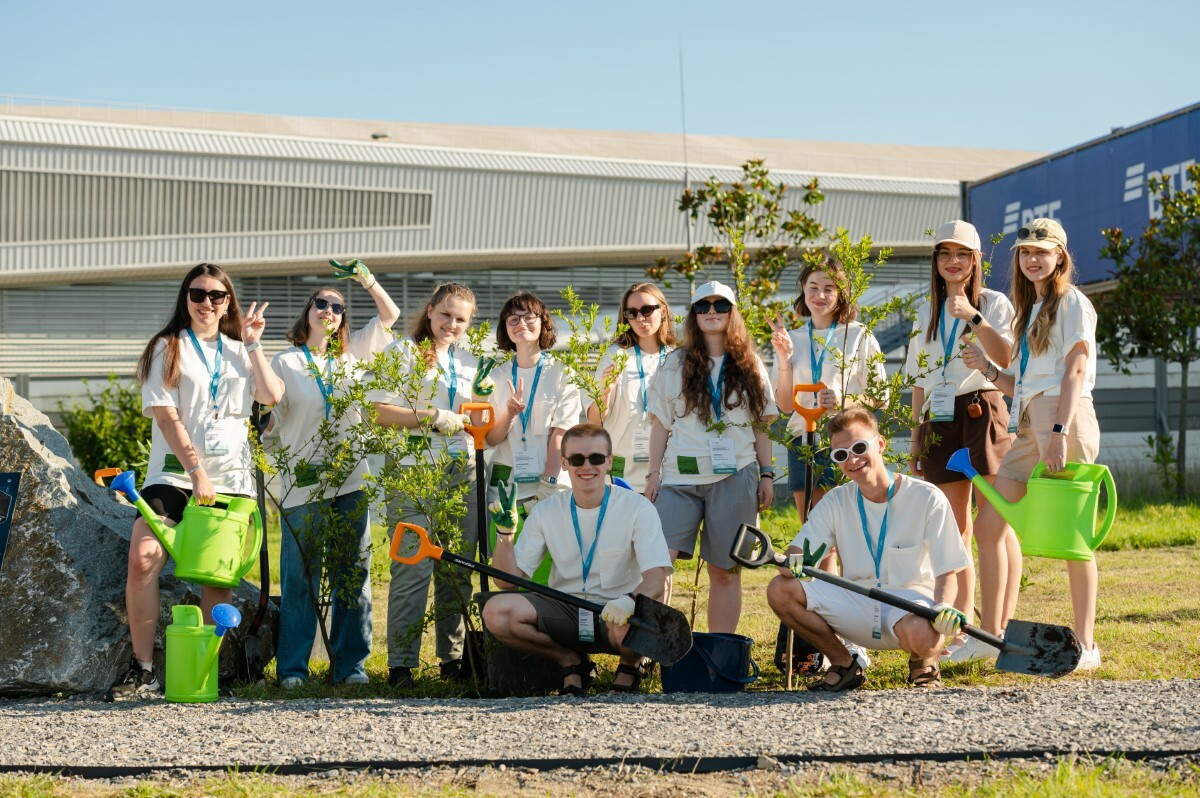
[2,680,1198,770]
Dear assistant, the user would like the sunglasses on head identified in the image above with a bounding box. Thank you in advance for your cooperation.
[692,299,733,314]
[187,288,229,305]
[830,438,873,464]
[565,453,608,467]
[623,303,661,320]
[314,297,345,315]
[1016,226,1052,241]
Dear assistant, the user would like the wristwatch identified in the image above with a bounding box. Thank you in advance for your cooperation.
[969,312,984,327]
[245,341,262,353]
[984,362,999,381]
[759,467,775,480]
[540,475,557,485]
[1051,423,1068,435]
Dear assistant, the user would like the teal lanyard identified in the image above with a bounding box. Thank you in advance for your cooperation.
[185,328,223,418]
[570,485,610,592]
[633,343,667,415]
[938,306,961,381]
[301,344,333,420]
[1016,332,1030,387]
[437,346,458,412]
[708,356,726,421]
[512,352,546,442]
[856,474,898,587]
[808,321,836,396]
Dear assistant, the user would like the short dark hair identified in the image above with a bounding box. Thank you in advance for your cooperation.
[561,423,612,456]
[495,291,557,352]
[825,408,879,438]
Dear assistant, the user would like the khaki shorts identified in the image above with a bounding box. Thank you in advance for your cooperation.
[999,394,1100,483]
[800,578,933,651]
[523,592,621,656]
[654,464,759,570]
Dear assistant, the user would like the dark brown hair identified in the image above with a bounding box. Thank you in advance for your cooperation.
[1011,244,1076,357]
[495,291,557,352]
[794,258,857,324]
[286,287,351,352]
[612,281,677,349]
[410,282,477,368]
[136,263,244,388]
[561,422,613,455]
[924,246,982,345]
[678,306,769,424]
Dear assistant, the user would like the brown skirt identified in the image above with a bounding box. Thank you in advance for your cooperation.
[916,390,1012,484]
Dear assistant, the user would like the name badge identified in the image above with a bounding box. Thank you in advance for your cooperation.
[610,455,626,479]
[709,437,738,474]
[1008,387,1024,434]
[872,601,883,640]
[578,608,595,643]
[203,419,232,457]
[631,428,650,462]
[513,443,540,483]
[929,383,956,423]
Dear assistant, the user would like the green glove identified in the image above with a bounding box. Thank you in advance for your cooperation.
[329,258,375,289]
[473,356,498,398]
[788,539,827,581]
[488,482,519,533]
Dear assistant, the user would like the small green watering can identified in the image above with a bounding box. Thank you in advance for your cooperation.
[165,603,241,703]
[109,470,262,588]
[946,448,1117,561]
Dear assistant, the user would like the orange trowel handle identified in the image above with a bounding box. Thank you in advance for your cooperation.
[94,467,122,487]
[459,402,495,451]
[792,383,829,433]
[388,522,444,566]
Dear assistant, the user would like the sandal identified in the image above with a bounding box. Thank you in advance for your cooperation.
[808,660,865,693]
[609,661,646,693]
[559,655,594,697]
[908,656,941,688]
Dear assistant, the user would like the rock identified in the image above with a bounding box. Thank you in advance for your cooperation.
[0,378,277,696]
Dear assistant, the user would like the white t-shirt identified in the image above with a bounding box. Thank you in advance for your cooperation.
[584,343,671,492]
[366,338,482,466]
[1009,287,1097,410]
[489,354,583,501]
[269,317,394,509]
[141,332,256,496]
[648,349,777,486]
[774,321,885,438]
[789,476,969,598]
[905,289,1016,416]
[515,487,673,601]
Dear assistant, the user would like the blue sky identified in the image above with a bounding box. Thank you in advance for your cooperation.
[2,0,1196,153]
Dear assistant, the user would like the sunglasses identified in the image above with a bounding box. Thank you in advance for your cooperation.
[313,297,345,315]
[565,453,608,467]
[187,288,229,305]
[830,438,873,464]
[623,304,661,320]
[1016,226,1052,241]
[692,299,733,314]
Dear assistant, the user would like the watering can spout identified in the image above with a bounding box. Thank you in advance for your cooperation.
[109,470,179,558]
[199,603,242,689]
[944,448,1027,533]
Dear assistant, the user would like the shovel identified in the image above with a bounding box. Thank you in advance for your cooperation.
[390,521,693,666]
[730,524,1082,677]
[459,400,496,682]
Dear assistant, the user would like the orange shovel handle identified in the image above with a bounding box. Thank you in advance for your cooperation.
[792,383,829,433]
[388,521,444,566]
[94,467,122,486]
[459,401,495,451]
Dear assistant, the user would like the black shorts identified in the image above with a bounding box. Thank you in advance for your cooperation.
[140,484,252,525]
[916,390,1012,484]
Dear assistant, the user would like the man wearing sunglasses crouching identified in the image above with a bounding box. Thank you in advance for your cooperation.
[483,423,673,695]
[766,408,970,691]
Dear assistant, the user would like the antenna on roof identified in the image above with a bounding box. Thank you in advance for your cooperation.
[678,43,693,253]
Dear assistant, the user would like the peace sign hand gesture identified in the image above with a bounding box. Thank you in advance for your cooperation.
[242,301,269,344]
[506,377,527,416]
[769,313,793,361]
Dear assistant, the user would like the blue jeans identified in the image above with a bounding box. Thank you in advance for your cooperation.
[277,490,372,683]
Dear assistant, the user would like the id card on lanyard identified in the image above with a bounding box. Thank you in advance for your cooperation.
[512,354,546,482]
[572,486,610,642]
[302,343,334,420]
[1009,334,1030,434]
[632,344,665,462]
[187,329,229,456]
[439,348,467,454]
[929,308,961,423]
[857,475,899,640]
[808,321,836,403]
[707,357,737,474]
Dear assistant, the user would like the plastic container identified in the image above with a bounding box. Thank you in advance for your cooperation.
[660,632,760,693]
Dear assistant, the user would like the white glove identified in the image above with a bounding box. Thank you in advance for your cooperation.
[534,477,561,502]
[431,408,469,435]
[600,595,636,626]
[931,603,967,637]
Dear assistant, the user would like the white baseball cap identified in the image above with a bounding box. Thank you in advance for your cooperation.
[933,220,982,251]
[691,280,737,307]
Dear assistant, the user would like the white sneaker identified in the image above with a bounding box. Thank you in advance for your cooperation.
[946,635,1000,663]
[845,642,872,671]
[280,677,305,690]
[341,673,370,685]
[1074,644,1101,672]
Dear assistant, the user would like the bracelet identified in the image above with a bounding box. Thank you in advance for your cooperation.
[984,363,998,381]
[759,469,775,479]
[364,278,377,290]
[245,341,262,353]
[186,464,203,476]
[495,529,515,537]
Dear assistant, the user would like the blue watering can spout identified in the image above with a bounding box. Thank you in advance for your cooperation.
[946,448,979,481]
[211,603,242,638]
[110,470,141,503]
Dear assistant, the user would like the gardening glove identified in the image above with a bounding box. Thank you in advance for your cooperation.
[488,483,520,533]
[431,408,470,435]
[329,258,375,289]
[472,356,498,398]
[931,604,967,637]
[534,477,562,502]
[788,539,827,581]
[600,594,636,626]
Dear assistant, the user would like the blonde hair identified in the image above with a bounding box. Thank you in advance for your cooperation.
[411,282,477,368]
[1011,245,1075,357]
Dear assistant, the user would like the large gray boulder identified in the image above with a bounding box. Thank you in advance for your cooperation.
[0,378,276,696]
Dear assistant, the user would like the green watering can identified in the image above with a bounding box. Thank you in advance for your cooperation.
[109,470,262,588]
[165,603,241,703]
[946,448,1117,561]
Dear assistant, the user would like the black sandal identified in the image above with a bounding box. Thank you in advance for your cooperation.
[609,661,645,693]
[559,656,594,696]
[808,660,865,693]
[908,656,941,688]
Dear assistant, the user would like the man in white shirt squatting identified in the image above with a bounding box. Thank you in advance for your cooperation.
[484,423,673,696]
[767,408,971,692]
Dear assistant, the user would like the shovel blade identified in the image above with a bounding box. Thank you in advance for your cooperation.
[995,619,1082,677]
[622,594,693,666]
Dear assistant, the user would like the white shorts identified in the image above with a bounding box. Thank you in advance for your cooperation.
[801,579,934,651]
